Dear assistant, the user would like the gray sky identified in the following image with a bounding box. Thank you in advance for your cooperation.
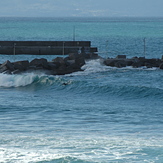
[0,0,163,17]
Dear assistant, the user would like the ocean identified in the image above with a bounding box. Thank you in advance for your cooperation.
[0,17,163,163]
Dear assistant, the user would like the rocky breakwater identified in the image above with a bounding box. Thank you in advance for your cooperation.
[103,55,163,69]
[0,53,99,75]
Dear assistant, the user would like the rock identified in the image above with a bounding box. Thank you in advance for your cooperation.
[52,57,65,64]
[52,57,65,68]
[68,53,83,60]
[145,62,152,68]
[139,57,146,61]
[3,70,11,74]
[56,65,68,75]
[30,58,49,69]
[0,60,14,72]
[12,69,22,74]
[146,59,161,67]
[89,53,100,59]
[75,56,85,68]
[66,60,76,67]
[103,59,116,67]
[125,59,135,66]
[47,62,57,70]
[115,61,127,68]
[132,61,144,68]
[116,55,126,59]
[13,60,29,71]
[0,65,8,73]
[104,59,126,67]
[67,53,85,68]
[159,63,163,69]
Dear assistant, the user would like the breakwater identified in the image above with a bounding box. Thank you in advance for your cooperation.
[1,53,163,76]
[104,55,163,69]
[0,53,99,75]
[0,41,97,55]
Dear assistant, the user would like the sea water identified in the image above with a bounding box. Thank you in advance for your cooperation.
[0,17,163,163]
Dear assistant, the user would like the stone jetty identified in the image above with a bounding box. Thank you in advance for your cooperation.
[0,53,100,75]
[1,53,163,76]
[103,55,163,69]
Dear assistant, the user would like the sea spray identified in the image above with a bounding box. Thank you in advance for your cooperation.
[0,73,43,87]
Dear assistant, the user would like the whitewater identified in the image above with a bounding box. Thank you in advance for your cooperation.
[0,17,163,163]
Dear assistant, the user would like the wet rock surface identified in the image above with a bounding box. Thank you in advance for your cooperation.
[0,53,100,75]
[1,54,163,75]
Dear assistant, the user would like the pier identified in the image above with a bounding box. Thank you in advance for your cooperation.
[0,41,98,55]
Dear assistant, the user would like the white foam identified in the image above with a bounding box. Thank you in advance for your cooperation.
[66,59,110,77]
[82,59,109,73]
[67,59,159,77]
[0,73,43,88]
[0,134,163,163]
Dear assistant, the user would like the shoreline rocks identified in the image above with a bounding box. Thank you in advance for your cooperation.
[103,55,163,69]
[1,54,163,76]
[0,53,100,75]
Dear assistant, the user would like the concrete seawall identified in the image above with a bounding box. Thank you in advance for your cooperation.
[0,41,98,55]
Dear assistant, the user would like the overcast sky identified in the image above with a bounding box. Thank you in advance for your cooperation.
[0,0,162,17]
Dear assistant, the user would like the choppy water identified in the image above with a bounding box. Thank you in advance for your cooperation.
[0,17,163,163]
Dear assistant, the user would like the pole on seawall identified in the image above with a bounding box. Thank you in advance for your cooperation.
[144,38,146,58]
[63,41,65,55]
[105,40,109,59]
[73,26,75,41]
[13,43,16,61]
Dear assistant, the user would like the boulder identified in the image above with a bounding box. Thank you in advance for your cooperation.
[52,57,65,68]
[103,59,116,67]
[145,62,152,68]
[104,59,127,67]
[146,59,161,67]
[52,57,65,64]
[125,59,135,66]
[159,63,163,69]
[13,60,29,71]
[3,70,11,74]
[89,53,100,59]
[0,60,14,70]
[0,60,14,73]
[116,55,126,59]
[132,61,144,68]
[47,62,57,70]
[75,56,85,68]
[30,58,49,69]
[12,69,22,74]
[115,61,127,68]
[0,65,8,73]
[68,53,84,60]
[65,60,76,67]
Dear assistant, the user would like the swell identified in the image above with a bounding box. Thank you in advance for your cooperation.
[0,73,70,89]
[65,79,163,99]
[0,71,162,100]
[0,58,163,100]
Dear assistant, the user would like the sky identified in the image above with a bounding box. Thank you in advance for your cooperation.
[0,0,163,17]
